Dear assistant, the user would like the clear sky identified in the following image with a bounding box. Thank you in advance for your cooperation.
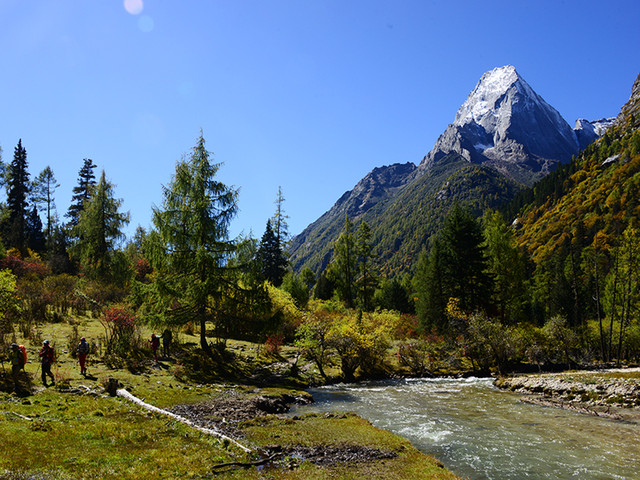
[1,0,638,242]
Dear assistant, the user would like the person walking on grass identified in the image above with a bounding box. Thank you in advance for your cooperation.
[10,343,25,391]
[39,340,55,386]
[77,337,90,376]
[150,333,160,362]
[162,328,172,358]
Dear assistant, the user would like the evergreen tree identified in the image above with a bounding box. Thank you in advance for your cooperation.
[150,133,243,358]
[257,219,288,286]
[314,268,335,300]
[31,166,60,244]
[71,171,130,282]
[270,186,289,248]
[25,205,45,253]
[300,267,316,292]
[413,242,447,331]
[414,205,492,331]
[482,211,529,323]
[328,216,357,308]
[67,158,97,228]
[439,204,491,313]
[376,277,413,314]
[356,221,376,311]
[4,139,30,252]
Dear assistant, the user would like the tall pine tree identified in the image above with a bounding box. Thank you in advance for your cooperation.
[4,139,30,252]
[414,205,492,332]
[67,158,97,228]
[32,166,60,244]
[150,133,241,358]
[71,171,129,282]
[25,205,45,253]
[356,221,376,311]
[329,216,357,308]
[270,186,289,248]
[257,219,288,286]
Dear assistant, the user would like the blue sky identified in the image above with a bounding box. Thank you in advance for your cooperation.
[1,0,638,242]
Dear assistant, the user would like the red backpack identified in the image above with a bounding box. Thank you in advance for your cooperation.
[18,345,27,366]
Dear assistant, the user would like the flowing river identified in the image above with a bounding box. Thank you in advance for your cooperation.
[291,377,640,479]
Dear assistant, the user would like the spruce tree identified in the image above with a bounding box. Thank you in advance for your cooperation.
[32,166,60,243]
[67,158,97,228]
[439,204,491,313]
[4,139,30,252]
[150,133,241,358]
[414,205,492,332]
[270,186,289,248]
[356,221,376,311]
[329,216,357,308]
[71,171,129,282]
[257,219,288,286]
[25,205,46,253]
[413,242,447,331]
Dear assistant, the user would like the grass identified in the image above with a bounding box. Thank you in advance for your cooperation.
[0,317,460,479]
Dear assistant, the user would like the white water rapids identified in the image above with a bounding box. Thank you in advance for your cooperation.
[291,377,640,479]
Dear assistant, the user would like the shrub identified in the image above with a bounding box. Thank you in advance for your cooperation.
[264,333,285,356]
[100,306,140,360]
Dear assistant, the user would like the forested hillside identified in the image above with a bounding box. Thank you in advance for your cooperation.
[506,73,640,338]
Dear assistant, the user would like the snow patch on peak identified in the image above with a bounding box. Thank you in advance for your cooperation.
[574,117,616,150]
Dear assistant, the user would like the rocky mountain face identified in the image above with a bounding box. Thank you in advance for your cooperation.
[329,162,416,219]
[418,66,581,186]
[574,118,616,150]
[289,66,616,275]
[616,72,640,130]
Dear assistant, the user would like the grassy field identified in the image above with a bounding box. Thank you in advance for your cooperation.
[0,317,459,480]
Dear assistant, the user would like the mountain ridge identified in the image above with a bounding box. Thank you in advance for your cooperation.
[289,66,615,276]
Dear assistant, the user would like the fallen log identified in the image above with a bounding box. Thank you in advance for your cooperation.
[115,388,253,454]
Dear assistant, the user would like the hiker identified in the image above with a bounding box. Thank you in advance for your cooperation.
[77,337,90,375]
[161,328,172,357]
[39,340,55,386]
[10,343,25,391]
[150,333,160,362]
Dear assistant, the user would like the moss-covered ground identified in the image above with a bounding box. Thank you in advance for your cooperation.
[0,317,459,479]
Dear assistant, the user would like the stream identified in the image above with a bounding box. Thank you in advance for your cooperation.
[291,377,640,479]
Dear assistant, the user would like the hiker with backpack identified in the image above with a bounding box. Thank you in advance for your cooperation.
[77,337,90,376]
[9,343,25,391]
[150,333,160,362]
[39,340,55,386]
[161,328,172,358]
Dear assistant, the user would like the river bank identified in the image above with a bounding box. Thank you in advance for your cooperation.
[1,352,461,480]
[495,368,640,423]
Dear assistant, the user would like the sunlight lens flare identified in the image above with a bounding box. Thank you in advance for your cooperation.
[124,0,143,15]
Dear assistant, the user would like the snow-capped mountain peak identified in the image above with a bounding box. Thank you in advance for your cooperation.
[419,65,580,186]
[454,65,521,125]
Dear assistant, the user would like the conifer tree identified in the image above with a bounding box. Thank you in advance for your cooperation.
[439,204,491,313]
[71,171,129,282]
[414,205,491,331]
[482,211,529,323]
[150,133,241,358]
[271,186,289,248]
[329,215,357,308]
[257,219,288,286]
[32,166,60,242]
[413,242,447,331]
[67,158,97,227]
[25,205,45,253]
[4,139,30,252]
[356,221,376,311]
